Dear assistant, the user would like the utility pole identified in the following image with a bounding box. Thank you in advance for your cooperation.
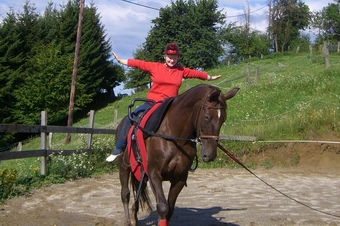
[66,0,85,143]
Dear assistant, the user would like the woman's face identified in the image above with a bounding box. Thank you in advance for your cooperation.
[164,54,179,67]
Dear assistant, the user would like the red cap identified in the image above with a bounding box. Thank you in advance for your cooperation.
[164,43,180,55]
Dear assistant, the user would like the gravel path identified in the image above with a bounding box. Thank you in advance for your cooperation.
[1,168,340,226]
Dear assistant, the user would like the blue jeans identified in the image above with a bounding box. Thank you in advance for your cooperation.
[113,102,153,155]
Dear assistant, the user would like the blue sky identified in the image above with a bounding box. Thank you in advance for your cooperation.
[0,0,334,93]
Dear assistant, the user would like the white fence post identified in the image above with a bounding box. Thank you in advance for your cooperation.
[40,111,47,175]
[48,133,53,149]
[17,142,22,151]
[87,110,95,150]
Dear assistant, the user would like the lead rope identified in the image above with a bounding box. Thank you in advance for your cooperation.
[217,143,340,218]
[135,171,145,202]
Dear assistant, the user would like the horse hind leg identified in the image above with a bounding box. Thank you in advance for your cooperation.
[130,199,138,226]
[130,174,152,225]
[119,156,133,226]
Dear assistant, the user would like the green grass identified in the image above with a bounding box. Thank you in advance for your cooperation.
[1,50,340,201]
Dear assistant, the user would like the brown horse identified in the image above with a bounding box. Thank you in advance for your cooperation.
[117,84,239,226]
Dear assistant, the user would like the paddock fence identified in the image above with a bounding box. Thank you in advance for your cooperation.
[0,110,119,175]
[0,110,256,175]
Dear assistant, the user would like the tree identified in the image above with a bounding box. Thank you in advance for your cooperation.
[0,1,40,124]
[323,2,340,42]
[0,10,23,146]
[125,0,227,88]
[268,0,310,52]
[12,0,119,125]
[0,0,121,147]
[311,2,340,44]
[14,41,73,124]
[221,2,270,62]
[0,1,41,145]
[0,0,120,126]
[38,2,62,45]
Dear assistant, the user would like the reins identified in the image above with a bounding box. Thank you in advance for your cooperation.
[137,125,197,142]
[137,125,220,142]
[136,92,223,143]
[217,142,340,219]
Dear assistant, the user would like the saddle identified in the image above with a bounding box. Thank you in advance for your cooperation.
[127,98,174,181]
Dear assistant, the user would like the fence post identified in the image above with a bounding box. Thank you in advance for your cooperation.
[246,61,251,87]
[113,109,118,126]
[87,110,95,150]
[40,111,47,176]
[17,142,22,151]
[48,133,53,149]
[254,67,259,85]
[322,41,330,69]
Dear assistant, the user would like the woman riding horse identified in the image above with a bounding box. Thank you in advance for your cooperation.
[106,43,222,162]
[118,84,239,226]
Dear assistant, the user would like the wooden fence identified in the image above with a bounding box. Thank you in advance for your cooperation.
[0,110,117,175]
[0,111,255,175]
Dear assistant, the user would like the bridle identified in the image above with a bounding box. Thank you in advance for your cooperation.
[194,93,225,142]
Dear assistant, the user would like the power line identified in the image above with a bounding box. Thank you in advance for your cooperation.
[225,5,268,18]
[120,0,268,18]
[121,0,160,11]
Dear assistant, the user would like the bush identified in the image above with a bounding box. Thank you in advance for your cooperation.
[0,168,18,201]
[48,151,94,179]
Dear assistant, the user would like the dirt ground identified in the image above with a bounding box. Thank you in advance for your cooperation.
[1,141,340,226]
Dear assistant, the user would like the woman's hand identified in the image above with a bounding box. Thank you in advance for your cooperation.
[112,52,128,65]
[207,75,222,81]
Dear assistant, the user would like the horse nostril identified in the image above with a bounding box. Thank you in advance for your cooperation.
[202,155,213,162]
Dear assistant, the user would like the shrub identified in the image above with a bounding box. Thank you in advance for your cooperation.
[0,168,18,201]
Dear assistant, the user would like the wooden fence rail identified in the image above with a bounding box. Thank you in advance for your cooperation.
[0,111,255,175]
[0,110,117,175]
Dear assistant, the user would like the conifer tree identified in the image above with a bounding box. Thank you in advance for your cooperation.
[0,11,22,146]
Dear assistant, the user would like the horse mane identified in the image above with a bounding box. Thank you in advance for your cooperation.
[173,84,223,109]
[175,84,220,102]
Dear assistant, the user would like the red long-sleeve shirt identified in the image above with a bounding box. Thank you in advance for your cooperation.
[128,59,208,102]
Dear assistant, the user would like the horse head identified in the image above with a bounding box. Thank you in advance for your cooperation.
[196,86,239,162]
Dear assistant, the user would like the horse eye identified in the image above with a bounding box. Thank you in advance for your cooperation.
[204,115,210,121]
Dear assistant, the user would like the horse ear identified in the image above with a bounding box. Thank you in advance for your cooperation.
[209,88,222,101]
[222,88,240,101]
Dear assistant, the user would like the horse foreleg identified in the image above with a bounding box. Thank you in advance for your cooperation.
[166,180,186,222]
[159,219,170,226]
[149,173,169,225]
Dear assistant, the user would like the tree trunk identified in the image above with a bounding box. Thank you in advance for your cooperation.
[274,35,278,52]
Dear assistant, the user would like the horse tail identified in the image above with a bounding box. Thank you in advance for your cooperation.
[130,173,153,212]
